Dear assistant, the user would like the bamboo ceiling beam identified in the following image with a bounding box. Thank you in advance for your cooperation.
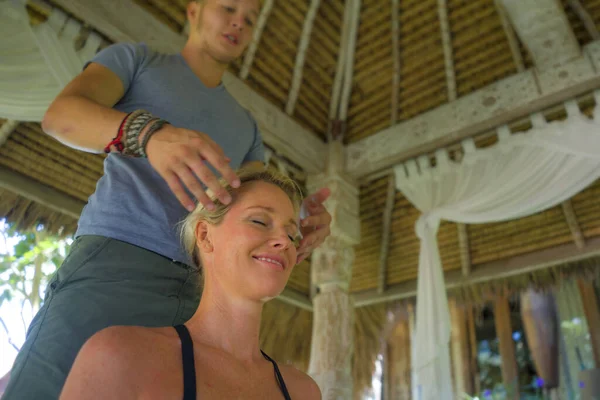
[437,0,457,101]
[457,223,471,276]
[566,0,600,41]
[0,120,19,147]
[391,0,400,125]
[494,0,525,72]
[354,236,600,307]
[338,0,362,124]
[327,0,351,138]
[239,0,274,80]
[285,0,321,116]
[377,174,396,294]
[561,200,585,249]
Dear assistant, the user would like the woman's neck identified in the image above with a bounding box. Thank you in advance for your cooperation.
[185,283,264,362]
[180,42,228,88]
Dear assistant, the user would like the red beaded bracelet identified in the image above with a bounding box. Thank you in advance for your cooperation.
[103,112,132,153]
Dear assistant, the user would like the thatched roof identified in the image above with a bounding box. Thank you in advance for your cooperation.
[3,1,600,396]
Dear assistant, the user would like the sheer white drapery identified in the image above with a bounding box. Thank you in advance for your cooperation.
[395,97,600,399]
[556,279,596,400]
[0,1,101,121]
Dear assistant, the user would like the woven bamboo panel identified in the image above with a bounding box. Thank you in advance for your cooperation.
[290,0,343,139]
[350,177,388,291]
[245,2,302,112]
[347,0,448,143]
[469,204,573,265]
[0,123,103,203]
[449,0,518,97]
[133,0,186,33]
[571,178,600,238]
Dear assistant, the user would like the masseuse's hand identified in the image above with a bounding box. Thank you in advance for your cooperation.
[296,188,332,264]
[145,125,239,211]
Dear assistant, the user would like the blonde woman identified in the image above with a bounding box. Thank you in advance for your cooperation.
[60,167,322,400]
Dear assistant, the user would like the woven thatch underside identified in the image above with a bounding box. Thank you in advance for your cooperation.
[0,189,78,236]
[449,256,600,306]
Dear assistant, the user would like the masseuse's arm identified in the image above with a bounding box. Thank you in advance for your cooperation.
[42,64,237,211]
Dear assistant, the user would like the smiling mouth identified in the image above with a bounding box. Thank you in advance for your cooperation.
[224,34,238,45]
[252,256,284,270]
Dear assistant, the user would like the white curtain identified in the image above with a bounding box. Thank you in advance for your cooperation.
[556,280,596,400]
[395,97,600,400]
[0,0,101,121]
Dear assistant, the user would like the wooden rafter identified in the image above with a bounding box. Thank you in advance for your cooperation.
[494,0,525,72]
[338,0,362,122]
[562,200,585,249]
[457,223,471,276]
[390,0,400,125]
[239,0,275,80]
[437,0,456,100]
[0,120,19,147]
[328,0,352,125]
[285,0,321,116]
[566,0,600,41]
[377,173,396,294]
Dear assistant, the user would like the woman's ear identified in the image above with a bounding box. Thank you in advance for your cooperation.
[195,221,214,253]
[186,1,201,27]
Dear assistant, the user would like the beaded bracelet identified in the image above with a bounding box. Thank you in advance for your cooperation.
[104,110,169,157]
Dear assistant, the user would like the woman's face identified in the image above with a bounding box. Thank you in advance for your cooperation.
[199,181,299,301]
[188,0,260,63]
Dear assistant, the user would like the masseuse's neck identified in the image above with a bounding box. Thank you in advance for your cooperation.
[180,43,228,88]
[186,281,263,362]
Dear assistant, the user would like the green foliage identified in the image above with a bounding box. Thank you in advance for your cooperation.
[0,220,71,313]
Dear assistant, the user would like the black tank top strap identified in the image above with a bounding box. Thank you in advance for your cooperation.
[261,350,292,400]
[174,325,197,400]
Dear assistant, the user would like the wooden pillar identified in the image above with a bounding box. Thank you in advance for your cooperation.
[307,141,360,398]
[386,319,411,400]
[578,279,600,367]
[467,306,480,395]
[494,296,519,399]
[449,299,475,397]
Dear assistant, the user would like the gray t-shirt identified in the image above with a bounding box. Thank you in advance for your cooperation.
[76,43,264,264]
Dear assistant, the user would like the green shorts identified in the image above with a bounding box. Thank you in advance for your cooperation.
[3,235,200,400]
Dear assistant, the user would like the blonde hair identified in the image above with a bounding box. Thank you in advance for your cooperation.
[180,165,303,266]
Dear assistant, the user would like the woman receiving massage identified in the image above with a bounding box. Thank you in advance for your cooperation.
[59,167,322,400]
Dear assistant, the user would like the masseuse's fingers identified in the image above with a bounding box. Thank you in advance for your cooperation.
[296,188,333,263]
[296,223,331,264]
[146,125,238,210]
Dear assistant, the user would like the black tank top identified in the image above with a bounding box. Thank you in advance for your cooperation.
[174,325,292,400]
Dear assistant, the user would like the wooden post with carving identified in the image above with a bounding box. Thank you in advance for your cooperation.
[307,140,360,399]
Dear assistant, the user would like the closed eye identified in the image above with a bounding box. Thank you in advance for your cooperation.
[252,220,266,226]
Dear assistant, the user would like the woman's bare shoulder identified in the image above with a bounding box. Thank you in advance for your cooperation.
[60,326,177,399]
[278,364,322,400]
